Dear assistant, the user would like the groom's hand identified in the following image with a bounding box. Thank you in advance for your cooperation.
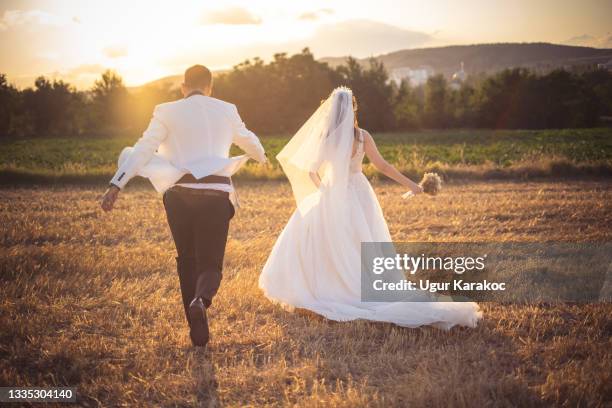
[101,185,120,212]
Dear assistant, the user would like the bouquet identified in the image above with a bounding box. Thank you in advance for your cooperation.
[402,172,443,199]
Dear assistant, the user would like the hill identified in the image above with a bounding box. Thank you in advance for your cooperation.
[127,74,182,91]
[320,42,612,76]
[130,43,612,92]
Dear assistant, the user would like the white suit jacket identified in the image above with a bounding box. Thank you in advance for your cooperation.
[110,94,266,192]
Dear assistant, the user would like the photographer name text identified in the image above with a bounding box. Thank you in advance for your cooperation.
[373,279,506,292]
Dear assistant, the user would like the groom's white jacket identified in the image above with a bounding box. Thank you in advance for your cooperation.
[109,94,266,190]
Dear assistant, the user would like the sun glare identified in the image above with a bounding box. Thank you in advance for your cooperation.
[39,1,322,87]
[2,0,611,88]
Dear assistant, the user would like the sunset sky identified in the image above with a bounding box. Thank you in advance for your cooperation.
[1,0,611,89]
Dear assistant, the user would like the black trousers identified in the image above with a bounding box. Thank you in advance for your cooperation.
[163,186,235,325]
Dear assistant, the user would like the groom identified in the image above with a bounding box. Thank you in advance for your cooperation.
[100,65,267,347]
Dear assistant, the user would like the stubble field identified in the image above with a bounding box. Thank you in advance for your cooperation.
[1,180,611,407]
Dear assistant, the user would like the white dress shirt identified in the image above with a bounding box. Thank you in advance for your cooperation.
[110,93,266,194]
[176,182,234,192]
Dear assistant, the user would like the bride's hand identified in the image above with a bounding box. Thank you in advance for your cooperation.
[402,183,423,199]
[412,184,424,195]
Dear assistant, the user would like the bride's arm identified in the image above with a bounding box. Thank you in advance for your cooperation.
[363,130,423,194]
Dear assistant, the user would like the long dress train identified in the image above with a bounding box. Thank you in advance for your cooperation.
[260,124,482,330]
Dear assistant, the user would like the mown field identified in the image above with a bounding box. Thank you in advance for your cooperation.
[1,180,610,406]
[1,128,611,183]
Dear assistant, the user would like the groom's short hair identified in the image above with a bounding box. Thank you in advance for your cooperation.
[184,65,212,89]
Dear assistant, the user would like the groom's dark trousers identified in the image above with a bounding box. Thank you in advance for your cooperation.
[163,185,235,325]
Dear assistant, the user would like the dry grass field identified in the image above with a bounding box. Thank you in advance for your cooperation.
[1,181,611,407]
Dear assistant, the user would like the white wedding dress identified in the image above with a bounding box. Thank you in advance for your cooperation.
[259,88,482,329]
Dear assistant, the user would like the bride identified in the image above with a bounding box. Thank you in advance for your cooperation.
[259,87,482,329]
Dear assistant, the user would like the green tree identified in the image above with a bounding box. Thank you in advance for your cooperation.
[476,68,530,128]
[214,48,340,134]
[582,68,612,117]
[0,74,30,138]
[335,57,395,131]
[393,80,421,129]
[423,75,449,128]
[21,76,83,137]
[448,84,476,127]
[541,70,600,128]
[90,70,131,134]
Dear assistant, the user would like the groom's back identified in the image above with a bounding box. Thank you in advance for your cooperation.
[154,95,238,166]
[109,64,265,190]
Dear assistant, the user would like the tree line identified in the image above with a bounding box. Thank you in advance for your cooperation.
[1,48,611,138]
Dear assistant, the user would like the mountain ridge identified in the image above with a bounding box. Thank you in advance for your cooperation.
[132,42,612,91]
[320,42,612,76]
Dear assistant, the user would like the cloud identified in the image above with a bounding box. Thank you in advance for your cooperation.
[163,19,435,72]
[564,33,612,49]
[0,9,73,30]
[65,63,107,76]
[303,19,434,57]
[298,8,334,21]
[61,64,108,88]
[103,45,128,59]
[202,7,261,25]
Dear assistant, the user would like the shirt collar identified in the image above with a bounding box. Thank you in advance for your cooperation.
[185,90,205,99]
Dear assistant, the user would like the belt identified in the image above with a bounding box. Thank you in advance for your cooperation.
[169,185,230,198]
[176,174,231,185]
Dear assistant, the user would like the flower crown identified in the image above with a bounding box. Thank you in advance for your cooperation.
[332,86,353,97]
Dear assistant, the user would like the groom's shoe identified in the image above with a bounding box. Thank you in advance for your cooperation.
[188,297,209,347]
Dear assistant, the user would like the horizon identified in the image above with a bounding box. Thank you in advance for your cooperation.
[5,41,611,91]
[1,0,611,89]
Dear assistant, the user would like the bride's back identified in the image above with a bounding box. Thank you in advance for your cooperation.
[350,128,366,173]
